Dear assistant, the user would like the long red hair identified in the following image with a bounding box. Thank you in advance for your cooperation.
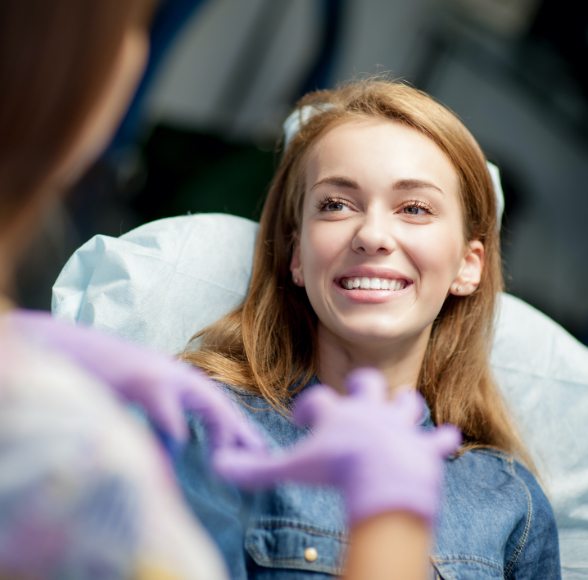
[183,79,530,464]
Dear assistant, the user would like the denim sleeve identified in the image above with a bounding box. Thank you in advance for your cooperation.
[173,414,254,580]
[505,464,561,579]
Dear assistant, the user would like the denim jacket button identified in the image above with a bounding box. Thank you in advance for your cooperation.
[304,547,318,562]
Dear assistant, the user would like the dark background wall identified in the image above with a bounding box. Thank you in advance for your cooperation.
[17,0,588,344]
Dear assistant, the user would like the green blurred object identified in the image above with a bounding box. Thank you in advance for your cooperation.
[136,124,277,223]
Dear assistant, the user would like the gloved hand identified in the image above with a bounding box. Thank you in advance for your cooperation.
[215,368,460,525]
[4,309,266,453]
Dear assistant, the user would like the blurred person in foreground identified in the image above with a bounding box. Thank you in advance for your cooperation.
[0,1,256,577]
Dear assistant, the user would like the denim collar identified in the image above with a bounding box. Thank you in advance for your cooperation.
[419,400,434,429]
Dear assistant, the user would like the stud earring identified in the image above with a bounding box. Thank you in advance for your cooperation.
[453,284,461,294]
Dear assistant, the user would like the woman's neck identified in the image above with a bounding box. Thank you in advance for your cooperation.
[316,326,431,397]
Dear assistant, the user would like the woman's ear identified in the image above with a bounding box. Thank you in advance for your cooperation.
[450,240,484,296]
[290,241,305,287]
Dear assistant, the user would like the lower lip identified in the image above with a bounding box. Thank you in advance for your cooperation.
[333,283,412,304]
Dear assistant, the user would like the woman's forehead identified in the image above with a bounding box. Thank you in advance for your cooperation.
[302,118,459,195]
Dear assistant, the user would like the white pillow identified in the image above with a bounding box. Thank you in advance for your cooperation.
[52,212,588,577]
[52,213,257,355]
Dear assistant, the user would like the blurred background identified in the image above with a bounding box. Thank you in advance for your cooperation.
[17,0,588,344]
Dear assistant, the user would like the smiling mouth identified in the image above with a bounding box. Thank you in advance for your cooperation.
[339,277,409,291]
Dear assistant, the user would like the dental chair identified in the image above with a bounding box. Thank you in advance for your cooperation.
[52,211,588,578]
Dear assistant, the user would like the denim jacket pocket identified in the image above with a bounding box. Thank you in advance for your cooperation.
[245,518,347,576]
[432,557,504,579]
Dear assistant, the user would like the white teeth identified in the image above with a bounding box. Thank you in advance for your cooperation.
[341,277,407,291]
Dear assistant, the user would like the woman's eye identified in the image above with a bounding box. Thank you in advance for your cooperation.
[401,201,432,216]
[317,197,350,212]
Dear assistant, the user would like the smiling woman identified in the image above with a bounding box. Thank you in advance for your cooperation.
[180,79,561,578]
[291,119,484,388]
[187,81,508,451]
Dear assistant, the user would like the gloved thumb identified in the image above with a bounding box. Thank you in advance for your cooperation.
[428,424,462,457]
[213,448,291,489]
[148,393,189,442]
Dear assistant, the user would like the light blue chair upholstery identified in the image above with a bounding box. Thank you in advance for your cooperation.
[52,212,588,578]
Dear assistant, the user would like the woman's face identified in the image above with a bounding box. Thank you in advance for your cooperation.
[290,118,483,354]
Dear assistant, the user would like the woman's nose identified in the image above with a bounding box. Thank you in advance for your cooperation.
[351,214,395,255]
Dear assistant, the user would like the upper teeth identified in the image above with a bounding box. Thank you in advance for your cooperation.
[341,277,406,291]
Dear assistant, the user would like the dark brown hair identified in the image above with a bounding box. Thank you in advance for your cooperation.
[0,0,151,280]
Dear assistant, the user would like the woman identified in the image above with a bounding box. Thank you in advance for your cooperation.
[181,79,561,578]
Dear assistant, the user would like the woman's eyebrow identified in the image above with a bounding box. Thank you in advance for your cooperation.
[393,179,444,195]
[310,176,445,195]
[311,176,359,191]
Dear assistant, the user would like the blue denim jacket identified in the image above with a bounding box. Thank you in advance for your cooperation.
[176,382,561,579]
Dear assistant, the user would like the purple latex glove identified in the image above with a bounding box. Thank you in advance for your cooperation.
[5,309,266,452]
[215,368,461,525]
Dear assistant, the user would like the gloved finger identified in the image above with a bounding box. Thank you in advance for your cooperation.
[345,367,388,401]
[153,424,185,459]
[428,424,462,457]
[177,362,215,386]
[180,389,267,452]
[178,369,246,419]
[181,381,226,414]
[177,365,230,405]
[209,420,268,453]
[146,391,189,442]
[213,443,328,489]
[291,384,339,428]
[390,388,424,425]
